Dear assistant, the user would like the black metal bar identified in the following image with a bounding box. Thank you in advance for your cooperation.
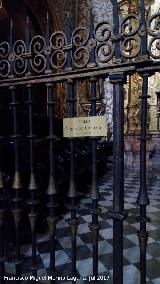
[66,13,72,71]
[26,16,31,76]
[45,14,58,283]
[88,8,96,68]
[45,12,52,74]
[9,20,23,276]
[140,0,148,57]
[9,19,14,78]
[66,79,79,283]
[10,85,23,282]
[110,2,126,283]
[112,0,121,60]
[0,157,6,284]
[26,84,38,280]
[88,76,100,282]
[66,14,79,283]
[9,25,23,276]
[25,18,39,280]
[46,83,58,284]
[88,10,100,281]
[137,75,150,284]
[109,73,126,284]
[136,3,150,283]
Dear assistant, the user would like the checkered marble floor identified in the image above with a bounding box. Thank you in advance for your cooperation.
[5,160,160,283]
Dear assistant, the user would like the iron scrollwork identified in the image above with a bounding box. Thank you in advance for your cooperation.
[13,40,27,75]
[50,31,67,69]
[0,12,160,80]
[72,27,90,68]
[147,12,160,60]
[121,14,141,59]
[30,35,47,73]
[0,41,10,78]
[95,21,114,64]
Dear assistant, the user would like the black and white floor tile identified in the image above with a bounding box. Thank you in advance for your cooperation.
[4,161,160,283]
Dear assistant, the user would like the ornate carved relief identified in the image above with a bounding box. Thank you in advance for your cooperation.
[122,0,158,135]
[126,73,142,133]
[123,0,160,168]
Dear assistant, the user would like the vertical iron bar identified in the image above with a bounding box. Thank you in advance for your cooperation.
[45,14,58,283]
[66,79,79,283]
[10,85,23,282]
[25,17,38,280]
[26,84,38,280]
[66,13,72,71]
[45,12,52,74]
[140,0,148,57]
[110,2,126,283]
[9,20,23,278]
[88,7,96,68]
[46,83,58,284]
[89,77,100,282]
[137,2,149,284]
[66,13,79,283]
[88,9,100,282]
[110,74,126,284]
[137,75,150,284]
[112,0,121,60]
[26,16,31,76]
[0,150,5,284]
[9,19,14,78]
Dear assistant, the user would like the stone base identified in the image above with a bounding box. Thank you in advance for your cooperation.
[150,133,160,169]
[124,134,155,170]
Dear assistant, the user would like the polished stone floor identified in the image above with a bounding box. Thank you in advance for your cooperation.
[5,159,160,283]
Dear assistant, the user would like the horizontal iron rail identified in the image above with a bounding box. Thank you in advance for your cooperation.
[0,60,160,87]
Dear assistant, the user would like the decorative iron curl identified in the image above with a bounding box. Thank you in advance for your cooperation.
[14,57,27,75]
[13,40,27,75]
[121,37,141,59]
[72,47,90,68]
[147,13,160,60]
[121,14,141,59]
[148,37,160,60]
[147,12,160,37]
[96,43,114,63]
[72,27,90,68]
[0,60,10,78]
[30,54,47,73]
[13,40,26,56]
[30,35,46,73]
[0,42,9,59]
[50,50,67,69]
[121,14,140,37]
[50,32,67,69]
[95,22,114,64]
[95,22,112,42]
[30,35,45,54]
[50,31,67,49]
[72,27,89,46]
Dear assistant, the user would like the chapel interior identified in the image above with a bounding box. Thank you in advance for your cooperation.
[0,0,160,284]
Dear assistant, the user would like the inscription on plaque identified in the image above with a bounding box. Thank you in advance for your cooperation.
[63,116,107,138]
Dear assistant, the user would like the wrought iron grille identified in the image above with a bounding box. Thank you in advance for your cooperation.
[0,1,160,284]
